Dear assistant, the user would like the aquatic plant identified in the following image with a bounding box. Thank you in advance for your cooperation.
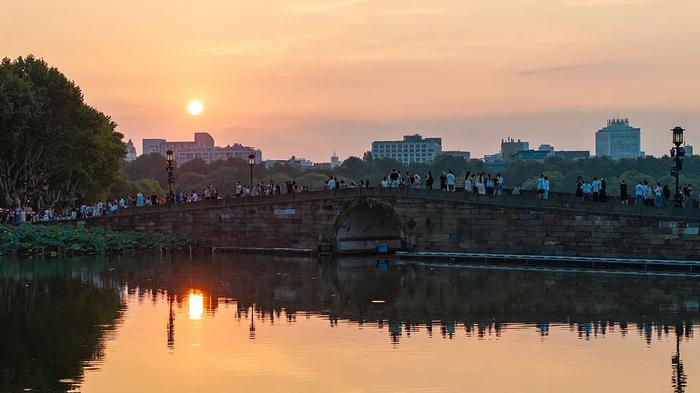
[0,224,192,257]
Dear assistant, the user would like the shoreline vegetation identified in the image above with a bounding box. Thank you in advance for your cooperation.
[0,224,193,258]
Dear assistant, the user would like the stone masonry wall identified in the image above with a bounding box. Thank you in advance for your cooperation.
[74,194,700,260]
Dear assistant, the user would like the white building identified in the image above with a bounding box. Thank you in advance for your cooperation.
[595,119,641,160]
[142,132,262,165]
[371,134,442,165]
[265,156,314,170]
[125,139,137,162]
[330,152,341,169]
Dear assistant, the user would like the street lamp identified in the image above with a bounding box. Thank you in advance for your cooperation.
[248,154,256,192]
[670,127,685,207]
[166,149,175,204]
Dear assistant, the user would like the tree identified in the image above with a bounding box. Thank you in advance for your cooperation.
[122,153,169,188]
[0,55,125,208]
[340,156,364,177]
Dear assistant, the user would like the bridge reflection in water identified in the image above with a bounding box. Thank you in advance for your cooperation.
[2,254,698,392]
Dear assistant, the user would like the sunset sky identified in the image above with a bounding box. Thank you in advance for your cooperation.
[3,0,700,161]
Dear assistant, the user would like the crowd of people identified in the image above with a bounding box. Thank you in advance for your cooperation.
[572,176,695,207]
[2,171,698,225]
[377,169,506,195]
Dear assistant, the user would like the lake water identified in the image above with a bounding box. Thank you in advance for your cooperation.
[1,255,699,393]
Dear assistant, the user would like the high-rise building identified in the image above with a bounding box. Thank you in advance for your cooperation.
[142,132,262,165]
[371,134,442,165]
[595,119,641,159]
[125,139,137,162]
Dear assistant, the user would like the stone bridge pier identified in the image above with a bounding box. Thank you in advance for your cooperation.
[71,188,700,260]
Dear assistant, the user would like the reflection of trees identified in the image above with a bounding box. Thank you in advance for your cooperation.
[112,255,700,341]
[0,260,123,393]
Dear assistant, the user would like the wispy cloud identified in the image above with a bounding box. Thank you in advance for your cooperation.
[194,35,315,59]
[282,0,368,15]
[517,63,598,75]
[380,6,445,16]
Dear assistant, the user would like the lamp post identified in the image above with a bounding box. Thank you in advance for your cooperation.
[248,154,256,192]
[670,127,685,207]
[166,149,175,204]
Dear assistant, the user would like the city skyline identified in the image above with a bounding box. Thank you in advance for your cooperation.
[3,0,700,161]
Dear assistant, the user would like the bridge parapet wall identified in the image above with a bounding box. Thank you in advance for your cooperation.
[59,188,700,260]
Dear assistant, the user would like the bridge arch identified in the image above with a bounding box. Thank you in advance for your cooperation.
[333,198,405,253]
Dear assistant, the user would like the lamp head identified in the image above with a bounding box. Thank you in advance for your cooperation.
[672,126,685,147]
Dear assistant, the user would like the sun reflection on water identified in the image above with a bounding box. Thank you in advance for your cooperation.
[188,290,204,320]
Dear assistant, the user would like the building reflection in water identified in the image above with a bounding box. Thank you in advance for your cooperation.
[97,254,700,393]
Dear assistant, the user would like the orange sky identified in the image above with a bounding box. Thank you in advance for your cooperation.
[3,0,700,160]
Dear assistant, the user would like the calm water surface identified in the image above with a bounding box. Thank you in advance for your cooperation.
[1,255,699,393]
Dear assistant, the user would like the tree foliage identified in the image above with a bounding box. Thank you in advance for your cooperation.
[509,155,700,193]
[0,55,125,208]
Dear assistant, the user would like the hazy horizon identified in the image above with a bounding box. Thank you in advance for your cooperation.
[3,0,699,161]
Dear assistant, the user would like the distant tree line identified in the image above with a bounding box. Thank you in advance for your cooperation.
[118,152,700,198]
[117,152,487,196]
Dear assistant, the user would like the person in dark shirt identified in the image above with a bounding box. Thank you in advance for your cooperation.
[575,177,584,202]
[663,184,671,206]
[619,179,628,205]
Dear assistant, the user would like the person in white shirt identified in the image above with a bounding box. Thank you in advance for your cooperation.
[446,171,456,191]
[643,181,653,206]
[581,180,592,201]
[477,179,486,195]
[464,176,473,193]
[591,177,601,202]
[536,175,545,199]
[543,176,550,200]
[654,183,663,207]
[634,181,644,205]
[413,173,421,189]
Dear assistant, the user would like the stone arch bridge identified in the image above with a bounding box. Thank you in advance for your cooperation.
[72,188,700,260]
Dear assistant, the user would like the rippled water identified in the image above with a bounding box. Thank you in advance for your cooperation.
[1,255,699,392]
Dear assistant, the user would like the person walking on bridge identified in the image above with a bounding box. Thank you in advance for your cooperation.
[654,183,663,207]
[495,174,504,195]
[634,181,644,205]
[591,177,601,202]
[536,175,545,199]
[446,170,456,192]
[619,179,628,205]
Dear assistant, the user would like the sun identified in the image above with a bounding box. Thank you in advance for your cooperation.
[187,99,204,116]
